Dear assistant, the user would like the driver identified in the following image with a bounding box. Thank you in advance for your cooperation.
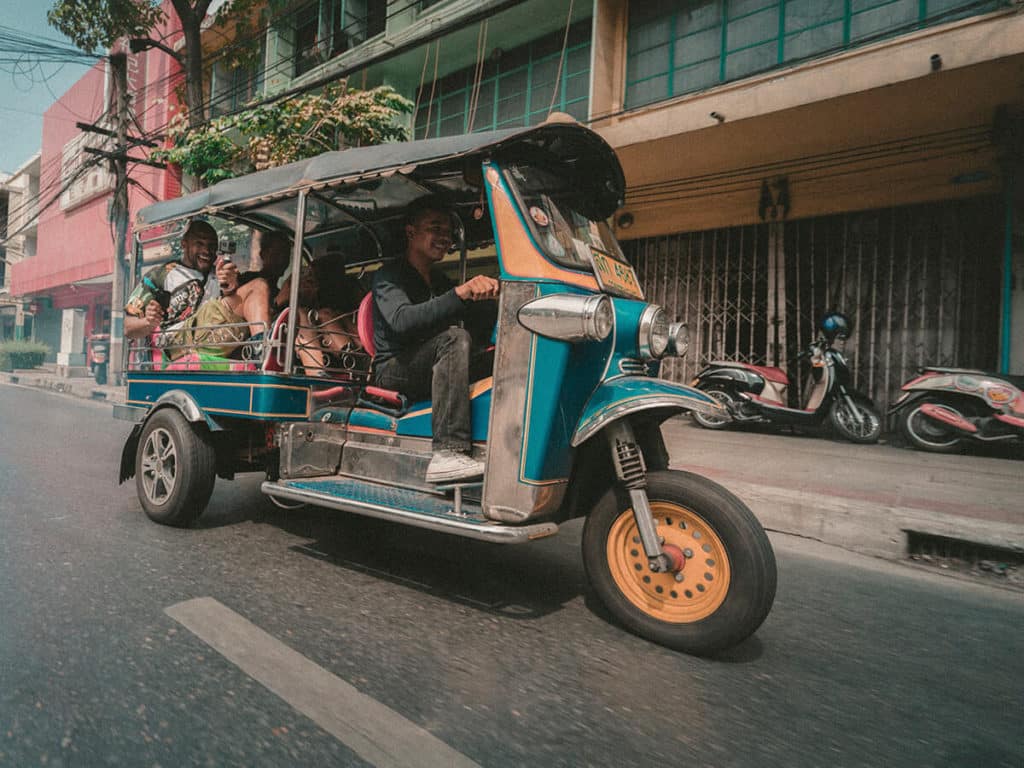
[371,197,499,483]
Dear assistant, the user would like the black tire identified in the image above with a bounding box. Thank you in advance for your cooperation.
[898,397,968,454]
[94,364,107,386]
[135,408,217,527]
[582,470,777,655]
[829,396,881,444]
[691,387,735,430]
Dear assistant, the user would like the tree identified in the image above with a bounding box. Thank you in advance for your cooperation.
[155,83,414,186]
[48,0,221,128]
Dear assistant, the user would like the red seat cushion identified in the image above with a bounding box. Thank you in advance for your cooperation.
[357,293,375,357]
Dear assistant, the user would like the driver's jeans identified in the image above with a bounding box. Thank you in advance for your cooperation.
[372,326,490,454]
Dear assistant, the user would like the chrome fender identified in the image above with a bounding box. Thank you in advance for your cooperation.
[151,389,224,431]
[572,376,726,447]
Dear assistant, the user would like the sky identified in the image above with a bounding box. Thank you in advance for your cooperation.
[0,0,97,174]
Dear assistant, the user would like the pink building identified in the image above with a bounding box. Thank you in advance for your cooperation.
[10,19,183,365]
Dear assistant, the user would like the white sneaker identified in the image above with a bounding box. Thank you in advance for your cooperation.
[425,449,485,483]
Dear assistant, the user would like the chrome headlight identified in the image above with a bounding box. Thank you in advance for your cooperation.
[667,322,689,358]
[638,304,669,359]
[518,293,614,342]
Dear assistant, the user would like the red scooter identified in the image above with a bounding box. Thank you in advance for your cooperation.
[690,313,882,444]
[890,367,1024,453]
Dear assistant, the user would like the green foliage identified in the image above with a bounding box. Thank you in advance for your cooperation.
[153,84,414,186]
[0,341,51,371]
[47,0,166,55]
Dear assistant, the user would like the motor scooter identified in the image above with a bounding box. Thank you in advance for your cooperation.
[690,313,881,444]
[890,367,1024,453]
[87,331,110,385]
[114,119,777,655]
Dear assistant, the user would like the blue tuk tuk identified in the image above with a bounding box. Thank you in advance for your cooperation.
[117,119,776,654]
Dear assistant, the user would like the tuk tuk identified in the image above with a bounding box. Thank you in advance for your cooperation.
[116,118,776,654]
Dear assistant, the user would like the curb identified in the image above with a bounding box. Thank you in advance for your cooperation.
[0,370,126,405]
[711,476,1024,560]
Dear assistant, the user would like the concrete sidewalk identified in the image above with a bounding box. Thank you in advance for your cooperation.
[3,366,1021,560]
[662,417,1023,560]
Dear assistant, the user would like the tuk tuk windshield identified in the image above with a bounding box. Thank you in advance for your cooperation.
[504,163,626,272]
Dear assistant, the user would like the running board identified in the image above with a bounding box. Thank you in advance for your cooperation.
[261,477,558,544]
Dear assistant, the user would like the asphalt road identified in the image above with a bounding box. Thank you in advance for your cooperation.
[1,383,1021,767]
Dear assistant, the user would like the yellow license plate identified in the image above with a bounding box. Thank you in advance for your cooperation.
[591,250,644,299]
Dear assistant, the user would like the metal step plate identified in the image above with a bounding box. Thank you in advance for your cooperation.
[261,477,558,544]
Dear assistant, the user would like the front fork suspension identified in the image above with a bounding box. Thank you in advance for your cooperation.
[606,420,683,574]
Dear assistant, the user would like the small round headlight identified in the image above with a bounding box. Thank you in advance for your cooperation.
[639,305,669,359]
[667,322,689,357]
[589,294,610,339]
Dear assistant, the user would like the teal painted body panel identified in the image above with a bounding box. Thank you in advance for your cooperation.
[395,389,492,442]
[348,408,399,432]
[125,372,311,420]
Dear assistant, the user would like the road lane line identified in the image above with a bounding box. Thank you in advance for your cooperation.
[165,597,480,768]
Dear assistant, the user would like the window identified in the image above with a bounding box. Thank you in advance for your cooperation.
[210,42,266,117]
[293,0,387,77]
[626,0,1007,109]
[414,20,591,139]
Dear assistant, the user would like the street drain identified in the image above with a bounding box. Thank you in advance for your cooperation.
[905,530,1024,586]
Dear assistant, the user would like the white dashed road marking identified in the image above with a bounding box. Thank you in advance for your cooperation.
[166,597,480,768]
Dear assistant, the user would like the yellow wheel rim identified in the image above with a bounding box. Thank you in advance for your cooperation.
[607,502,731,623]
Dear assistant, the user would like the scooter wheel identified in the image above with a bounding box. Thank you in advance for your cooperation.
[830,398,882,444]
[690,388,735,430]
[582,470,776,655]
[94,364,107,386]
[899,397,966,453]
[135,408,217,527]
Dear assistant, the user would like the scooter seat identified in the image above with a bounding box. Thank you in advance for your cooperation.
[710,361,789,385]
[923,367,1024,391]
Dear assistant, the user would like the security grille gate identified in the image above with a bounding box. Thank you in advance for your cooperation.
[626,197,1002,413]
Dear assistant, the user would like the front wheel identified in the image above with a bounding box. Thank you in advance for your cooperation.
[898,397,967,453]
[830,396,881,444]
[135,408,217,527]
[94,363,107,386]
[690,387,735,430]
[582,470,776,655]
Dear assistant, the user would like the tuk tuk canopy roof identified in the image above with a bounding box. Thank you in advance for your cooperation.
[135,121,625,231]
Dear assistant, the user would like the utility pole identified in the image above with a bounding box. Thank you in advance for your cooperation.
[109,52,129,386]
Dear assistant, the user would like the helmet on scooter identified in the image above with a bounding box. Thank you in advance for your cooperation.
[820,312,852,342]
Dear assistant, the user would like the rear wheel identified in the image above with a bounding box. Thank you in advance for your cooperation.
[830,397,881,444]
[899,397,967,453]
[691,387,735,430]
[582,470,776,655]
[135,409,216,527]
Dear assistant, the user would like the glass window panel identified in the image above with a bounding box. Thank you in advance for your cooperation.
[728,0,777,18]
[531,57,559,85]
[785,0,844,32]
[564,72,588,102]
[850,1,918,41]
[567,47,590,74]
[498,68,529,97]
[626,75,669,109]
[926,0,998,18]
[497,94,526,124]
[727,7,779,51]
[784,22,844,61]
[627,43,671,83]
[675,27,720,67]
[439,114,464,137]
[629,18,673,53]
[441,91,464,115]
[531,81,557,113]
[565,99,588,121]
[678,0,722,33]
[725,40,776,79]
[672,59,720,96]
[629,0,679,27]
